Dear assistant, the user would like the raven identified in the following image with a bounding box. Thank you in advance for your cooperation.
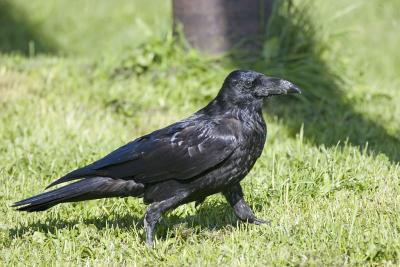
[13,70,301,245]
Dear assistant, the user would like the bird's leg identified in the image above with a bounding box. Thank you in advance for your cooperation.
[223,183,269,225]
[144,194,188,246]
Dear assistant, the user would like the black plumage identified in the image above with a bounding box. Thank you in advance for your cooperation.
[13,70,301,245]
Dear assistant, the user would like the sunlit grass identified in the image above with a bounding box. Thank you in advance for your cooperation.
[1,0,399,265]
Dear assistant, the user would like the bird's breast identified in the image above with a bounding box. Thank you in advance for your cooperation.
[219,115,266,186]
[242,113,267,155]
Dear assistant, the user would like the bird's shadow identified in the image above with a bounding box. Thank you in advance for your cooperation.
[8,202,242,242]
[228,1,400,162]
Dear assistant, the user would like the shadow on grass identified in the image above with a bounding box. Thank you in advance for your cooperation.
[8,213,143,238]
[9,202,242,242]
[0,0,58,55]
[231,1,400,161]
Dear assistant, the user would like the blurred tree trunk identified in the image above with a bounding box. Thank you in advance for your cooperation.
[173,0,274,55]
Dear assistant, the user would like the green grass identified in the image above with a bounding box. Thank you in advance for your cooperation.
[1,0,400,265]
[0,0,170,56]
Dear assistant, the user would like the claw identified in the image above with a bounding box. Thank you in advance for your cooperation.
[251,217,270,225]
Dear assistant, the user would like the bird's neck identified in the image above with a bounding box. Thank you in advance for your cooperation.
[201,98,264,121]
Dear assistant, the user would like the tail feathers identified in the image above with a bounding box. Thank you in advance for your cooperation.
[13,177,144,212]
[45,166,101,189]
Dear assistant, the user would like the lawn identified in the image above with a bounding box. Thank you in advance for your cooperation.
[1,0,400,265]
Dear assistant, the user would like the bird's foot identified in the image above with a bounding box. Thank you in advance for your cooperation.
[249,217,270,225]
[146,235,153,247]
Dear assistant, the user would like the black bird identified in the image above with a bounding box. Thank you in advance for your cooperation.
[13,70,301,245]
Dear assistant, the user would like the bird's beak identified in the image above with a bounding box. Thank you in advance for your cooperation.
[256,76,302,97]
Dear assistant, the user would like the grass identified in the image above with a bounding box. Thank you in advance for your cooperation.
[0,0,170,56]
[1,0,400,265]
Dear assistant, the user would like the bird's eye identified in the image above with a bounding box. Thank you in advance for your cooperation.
[244,80,253,88]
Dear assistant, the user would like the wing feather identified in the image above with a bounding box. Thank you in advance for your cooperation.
[47,118,239,187]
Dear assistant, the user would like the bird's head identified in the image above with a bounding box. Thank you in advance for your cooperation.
[216,70,301,109]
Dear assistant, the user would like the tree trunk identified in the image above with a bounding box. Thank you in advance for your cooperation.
[173,0,274,55]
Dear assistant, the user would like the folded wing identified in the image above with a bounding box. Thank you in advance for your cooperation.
[47,119,238,188]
